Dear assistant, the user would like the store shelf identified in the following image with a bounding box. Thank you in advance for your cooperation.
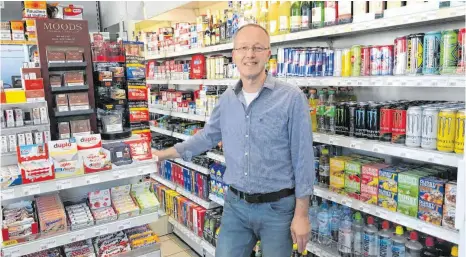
[172,158,210,175]
[313,185,460,244]
[1,212,160,257]
[306,241,336,257]
[168,217,216,257]
[152,175,220,209]
[148,106,172,116]
[145,6,465,60]
[0,40,36,45]
[0,100,47,109]
[149,106,208,122]
[51,85,89,92]
[0,123,50,135]
[149,126,173,136]
[206,152,225,163]
[53,108,94,117]
[172,131,191,141]
[117,244,161,257]
[313,133,463,167]
[146,79,168,84]
[208,194,225,206]
[1,160,157,201]
[48,61,88,71]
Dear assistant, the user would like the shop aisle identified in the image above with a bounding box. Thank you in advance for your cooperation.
[160,233,201,257]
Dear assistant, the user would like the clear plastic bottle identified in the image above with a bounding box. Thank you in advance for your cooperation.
[308,196,320,242]
[330,201,341,244]
[317,89,327,132]
[378,221,393,257]
[421,237,438,257]
[325,89,336,134]
[318,201,332,246]
[318,148,330,188]
[363,216,379,257]
[309,88,318,132]
[352,212,364,257]
[392,226,407,257]
[338,207,352,257]
[406,231,423,257]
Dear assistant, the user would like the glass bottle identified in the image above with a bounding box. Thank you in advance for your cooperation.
[290,1,302,33]
[278,1,291,34]
[268,1,280,36]
[258,1,269,31]
[301,1,311,30]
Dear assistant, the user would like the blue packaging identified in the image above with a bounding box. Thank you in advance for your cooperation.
[315,48,323,76]
[292,49,300,76]
[422,31,441,75]
[326,49,334,76]
[298,50,307,77]
[286,48,293,76]
[277,48,285,77]
[307,49,317,77]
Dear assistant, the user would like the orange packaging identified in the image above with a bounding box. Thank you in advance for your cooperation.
[23,1,47,18]
[10,21,24,32]
[25,19,36,32]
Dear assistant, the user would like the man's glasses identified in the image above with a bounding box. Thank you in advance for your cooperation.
[233,46,270,53]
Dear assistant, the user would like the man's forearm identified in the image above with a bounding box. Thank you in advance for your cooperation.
[155,147,180,161]
[295,196,310,217]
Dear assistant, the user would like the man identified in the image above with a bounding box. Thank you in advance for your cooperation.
[154,24,314,257]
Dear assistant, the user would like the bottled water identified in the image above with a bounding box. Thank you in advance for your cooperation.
[363,216,378,257]
[378,221,393,257]
[338,207,352,257]
[308,196,319,242]
[420,237,438,257]
[330,202,341,243]
[405,231,422,257]
[392,226,407,257]
[317,201,331,246]
[352,212,364,257]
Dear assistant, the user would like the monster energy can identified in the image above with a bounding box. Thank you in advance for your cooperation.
[437,108,457,152]
[455,109,465,154]
[406,106,423,147]
[422,31,441,75]
[421,107,439,150]
[366,103,381,140]
[440,29,459,75]
[407,33,424,75]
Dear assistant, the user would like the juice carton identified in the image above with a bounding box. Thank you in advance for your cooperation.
[330,156,353,194]
[418,199,443,226]
[397,193,418,217]
[378,188,398,212]
[378,166,407,193]
[419,176,447,205]
[344,158,373,200]
[360,163,389,205]
[398,170,430,198]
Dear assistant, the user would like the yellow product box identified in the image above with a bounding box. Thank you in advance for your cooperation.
[378,188,398,212]
[5,90,26,103]
[330,156,353,192]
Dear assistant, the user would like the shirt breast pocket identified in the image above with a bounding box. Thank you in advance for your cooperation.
[254,113,287,140]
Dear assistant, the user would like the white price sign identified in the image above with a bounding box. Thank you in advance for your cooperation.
[40,239,56,250]
[113,169,128,179]
[70,232,85,242]
[372,145,385,154]
[427,154,444,164]
[375,209,389,219]
[56,179,72,190]
[349,141,361,149]
[118,220,132,230]
[3,249,21,257]
[86,175,100,185]
[23,184,40,196]
[2,188,15,200]
[95,227,108,236]
[328,137,339,145]
[341,199,353,208]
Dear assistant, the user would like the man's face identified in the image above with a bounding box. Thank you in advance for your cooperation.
[232,26,271,80]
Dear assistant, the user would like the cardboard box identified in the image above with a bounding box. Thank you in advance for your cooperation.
[442,204,456,229]
[418,199,443,226]
[378,166,406,193]
[378,188,397,212]
[398,171,430,197]
[397,194,418,217]
[330,156,352,193]
[445,181,457,206]
[361,163,389,205]
[17,143,54,184]
[344,158,373,200]
[75,134,111,173]
[419,176,447,205]
[48,138,83,178]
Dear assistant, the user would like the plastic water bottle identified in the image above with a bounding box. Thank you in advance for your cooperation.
[421,237,438,257]
[338,207,352,257]
[318,201,332,246]
[308,196,319,242]
[330,202,341,243]
[378,221,393,257]
[405,231,423,257]
[363,216,378,257]
[392,226,407,257]
[352,212,364,257]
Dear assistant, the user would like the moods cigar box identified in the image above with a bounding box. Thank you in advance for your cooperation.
[48,138,83,178]
[75,134,112,173]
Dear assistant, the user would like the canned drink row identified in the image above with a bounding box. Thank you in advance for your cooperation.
[276,47,334,78]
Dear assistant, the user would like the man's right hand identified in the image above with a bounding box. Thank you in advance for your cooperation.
[152,147,180,162]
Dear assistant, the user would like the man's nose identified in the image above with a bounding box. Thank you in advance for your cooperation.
[245,48,256,58]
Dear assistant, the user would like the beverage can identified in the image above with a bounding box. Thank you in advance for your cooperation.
[315,48,324,76]
[394,36,408,75]
[406,106,423,147]
[348,102,357,137]
[355,102,368,138]
[392,105,408,144]
[299,50,307,77]
[370,46,382,76]
[342,48,352,77]
[440,29,459,75]
[380,45,394,75]
[286,48,293,77]
[351,45,362,76]
[366,103,380,140]
[455,109,465,154]
[307,48,317,77]
[380,104,394,141]
[277,48,285,77]
[361,46,371,76]
[336,102,346,135]
[326,49,334,76]
[458,28,465,74]
[292,48,299,76]
[437,108,457,152]
[268,55,278,77]
[423,31,441,75]
[407,33,424,75]
[322,48,329,77]
[334,49,343,77]
[421,107,439,149]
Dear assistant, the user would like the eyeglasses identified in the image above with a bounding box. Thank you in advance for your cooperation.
[233,46,270,53]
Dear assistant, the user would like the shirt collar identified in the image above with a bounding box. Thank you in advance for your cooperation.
[233,74,276,95]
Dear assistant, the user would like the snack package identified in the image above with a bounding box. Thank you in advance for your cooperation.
[111,185,140,219]
[17,143,54,184]
[35,194,67,236]
[126,139,152,161]
[131,181,160,214]
[48,138,83,178]
[102,142,132,166]
[65,202,94,230]
[88,189,111,210]
[75,134,111,173]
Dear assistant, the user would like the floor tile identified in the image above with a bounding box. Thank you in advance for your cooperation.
[185,249,201,257]
[161,239,184,257]
[159,235,172,242]
[166,251,191,257]
[171,236,191,250]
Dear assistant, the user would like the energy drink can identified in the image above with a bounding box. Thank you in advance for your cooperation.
[421,107,439,150]
[407,33,424,75]
[307,48,317,77]
[458,28,465,74]
[348,102,357,137]
[285,48,293,77]
[394,36,408,75]
[277,48,285,77]
[361,46,371,76]
[268,55,278,77]
[440,29,459,75]
[325,49,334,76]
[380,45,394,75]
[355,102,368,138]
[341,48,352,77]
[334,49,343,77]
[370,46,382,76]
[351,45,362,76]
[291,48,299,76]
[455,109,465,154]
[437,108,457,152]
[299,50,307,77]
[366,103,380,140]
[336,102,347,135]
[315,48,324,76]
[322,48,328,77]
[392,105,408,144]
[379,104,395,142]
[406,106,423,147]
[422,31,441,75]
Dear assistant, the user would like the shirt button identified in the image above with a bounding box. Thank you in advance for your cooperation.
[244,173,247,176]
[245,134,249,138]
[245,152,248,156]
[246,115,249,119]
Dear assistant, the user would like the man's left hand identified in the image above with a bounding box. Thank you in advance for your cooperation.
[290,214,310,253]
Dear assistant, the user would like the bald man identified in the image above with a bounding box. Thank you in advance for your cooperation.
[154,24,314,257]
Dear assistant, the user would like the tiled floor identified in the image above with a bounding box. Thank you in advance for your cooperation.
[159,233,201,257]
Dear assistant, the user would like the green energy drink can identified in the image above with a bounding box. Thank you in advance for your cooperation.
[407,33,424,75]
[351,45,362,76]
[440,29,459,75]
[422,31,441,75]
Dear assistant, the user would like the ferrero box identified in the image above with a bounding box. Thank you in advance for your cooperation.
[329,156,353,194]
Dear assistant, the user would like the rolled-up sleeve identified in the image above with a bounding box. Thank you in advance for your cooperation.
[289,91,315,198]
[174,97,222,161]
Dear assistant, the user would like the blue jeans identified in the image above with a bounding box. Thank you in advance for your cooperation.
[215,191,295,257]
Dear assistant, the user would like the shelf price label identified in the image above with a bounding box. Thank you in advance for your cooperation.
[113,169,128,179]
[23,184,40,196]
[341,199,353,208]
[118,221,132,230]
[56,179,72,190]
[95,227,108,236]
[2,188,15,200]
[86,175,100,185]
[3,249,21,257]
[349,141,361,149]
[372,145,385,154]
[40,239,57,250]
[70,232,85,243]
[375,209,389,220]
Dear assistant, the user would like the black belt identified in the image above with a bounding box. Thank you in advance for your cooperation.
[229,186,294,203]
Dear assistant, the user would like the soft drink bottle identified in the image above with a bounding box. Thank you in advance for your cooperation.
[405,231,423,257]
[391,226,407,257]
[363,216,378,257]
[330,202,341,244]
[318,148,330,188]
[378,221,393,257]
[338,207,352,257]
[308,196,319,242]
[318,201,332,246]
[451,246,458,257]
[421,237,438,257]
[436,239,451,257]
[352,212,364,257]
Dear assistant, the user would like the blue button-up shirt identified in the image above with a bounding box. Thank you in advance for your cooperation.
[174,75,314,198]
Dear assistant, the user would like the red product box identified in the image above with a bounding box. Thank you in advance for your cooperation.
[190,54,206,79]
[88,189,111,210]
[128,86,148,101]
[193,206,205,236]
[197,173,204,198]
[129,108,149,122]
[25,89,45,101]
[17,143,54,184]
[76,134,112,173]
[125,139,152,161]
[24,78,44,90]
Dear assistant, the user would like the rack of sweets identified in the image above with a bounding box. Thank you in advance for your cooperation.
[152,181,220,257]
[1,180,161,257]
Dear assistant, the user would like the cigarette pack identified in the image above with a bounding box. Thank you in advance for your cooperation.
[17,143,54,184]
[8,134,17,152]
[39,107,48,124]
[1,136,8,153]
[43,131,51,143]
[5,109,15,127]
[25,132,34,145]
[75,134,112,173]
[14,109,24,127]
[17,133,26,146]
[34,131,43,144]
[58,122,71,139]
[48,138,83,178]
[32,108,41,125]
